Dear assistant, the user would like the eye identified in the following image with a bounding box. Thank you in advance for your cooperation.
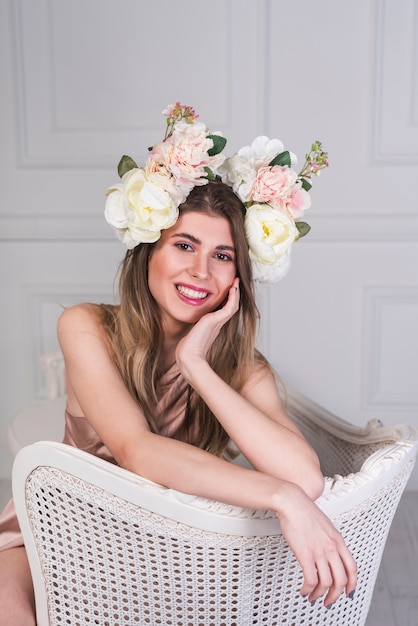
[215,252,234,262]
[175,242,194,252]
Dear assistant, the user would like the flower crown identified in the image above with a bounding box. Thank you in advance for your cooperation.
[105,103,328,283]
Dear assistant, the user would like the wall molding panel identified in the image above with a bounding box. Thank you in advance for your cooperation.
[3,213,418,243]
[372,0,418,164]
[362,286,418,410]
[22,283,117,395]
[12,0,265,169]
[307,214,418,242]
[0,215,112,242]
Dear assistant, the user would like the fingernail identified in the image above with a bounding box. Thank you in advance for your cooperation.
[348,590,355,600]
[301,594,308,598]
[326,603,335,610]
[310,600,316,606]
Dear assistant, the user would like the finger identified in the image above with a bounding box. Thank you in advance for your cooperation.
[298,540,346,604]
[324,541,357,605]
[230,277,240,305]
[216,279,240,318]
[322,556,348,607]
[314,547,356,608]
[232,276,240,291]
[342,549,357,598]
[299,564,319,598]
[297,546,324,598]
[226,277,239,302]
[307,557,334,603]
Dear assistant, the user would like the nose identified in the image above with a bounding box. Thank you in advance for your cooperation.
[189,252,210,280]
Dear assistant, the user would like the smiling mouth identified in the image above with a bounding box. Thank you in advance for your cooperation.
[176,285,209,300]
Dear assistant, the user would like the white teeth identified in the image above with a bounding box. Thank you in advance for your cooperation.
[177,285,208,299]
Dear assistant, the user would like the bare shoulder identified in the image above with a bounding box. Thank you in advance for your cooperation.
[57,303,105,337]
[57,302,117,379]
[57,303,112,361]
[241,357,290,415]
[242,357,276,393]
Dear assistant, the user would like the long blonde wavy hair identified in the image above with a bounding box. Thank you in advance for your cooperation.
[100,180,267,457]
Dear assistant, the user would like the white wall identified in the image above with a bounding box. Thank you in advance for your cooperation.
[1,0,417,486]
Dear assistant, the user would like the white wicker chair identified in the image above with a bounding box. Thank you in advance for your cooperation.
[10,353,418,626]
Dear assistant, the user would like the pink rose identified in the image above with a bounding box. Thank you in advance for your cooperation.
[144,156,186,206]
[149,122,225,196]
[288,187,312,219]
[149,140,199,196]
[251,165,298,208]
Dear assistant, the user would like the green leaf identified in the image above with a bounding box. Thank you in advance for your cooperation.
[118,155,138,178]
[207,134,227,157]
[204,166,216,181]
[269,150,291,168]
[300,178,312,192]
[295,221,311,238]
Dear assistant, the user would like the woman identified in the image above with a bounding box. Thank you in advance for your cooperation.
[0,104,356,624]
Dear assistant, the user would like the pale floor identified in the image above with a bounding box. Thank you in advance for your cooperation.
[0,481,417,625]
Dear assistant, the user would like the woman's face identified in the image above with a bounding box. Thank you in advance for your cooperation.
[148,211,237,334]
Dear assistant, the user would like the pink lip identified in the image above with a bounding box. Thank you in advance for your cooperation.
[175,283,212,306]
[177,282,212,293]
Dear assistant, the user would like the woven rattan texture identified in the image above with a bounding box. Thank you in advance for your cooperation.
[25,460,414,626]
[292,414,392,477]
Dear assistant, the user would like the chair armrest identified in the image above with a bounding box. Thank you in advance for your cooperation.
[12,438,418,626]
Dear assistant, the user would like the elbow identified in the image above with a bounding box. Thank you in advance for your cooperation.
[303,468,325,501]
[117,432,167,486]
[301,447,325,501]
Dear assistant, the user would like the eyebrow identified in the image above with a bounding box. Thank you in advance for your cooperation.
[172,232,236,252]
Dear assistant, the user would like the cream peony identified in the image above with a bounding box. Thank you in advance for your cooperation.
[105,168,178,249]
[104,102,326,283]
[245,203,299,283]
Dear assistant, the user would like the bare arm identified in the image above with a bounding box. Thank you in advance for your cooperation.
[175,279,323,499]
[57,304,287,508]
[180,359,323,499]
[57,301,356,607]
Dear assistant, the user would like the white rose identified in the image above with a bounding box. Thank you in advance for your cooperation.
[218,154,256,202]
[240,135,285,165]
[219,136,297,204]
[105,168,178,249]
[245,203,298,283]
[251,251,292,283]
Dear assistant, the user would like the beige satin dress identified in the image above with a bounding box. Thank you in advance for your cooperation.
[0,363,189,552]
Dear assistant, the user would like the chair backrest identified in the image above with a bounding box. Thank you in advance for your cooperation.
[13,427,417,626]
